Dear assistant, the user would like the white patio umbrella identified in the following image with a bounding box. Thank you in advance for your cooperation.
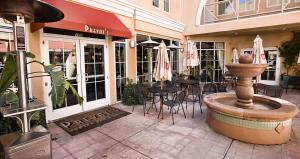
[183,41,199,76]
[253,35,267,85]
[253,35,267,64]
[183,41,200,67]
[232,48,239,64]
[153,41,172,89]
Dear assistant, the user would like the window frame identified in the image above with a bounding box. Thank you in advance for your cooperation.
[238,0,255,13]
[196,41,226,83]
[164,0,170,12]
[153,0,160,8]
[266,0,288,8]
[114,41,127,102]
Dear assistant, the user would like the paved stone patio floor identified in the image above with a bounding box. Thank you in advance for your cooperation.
[49,89,300,159]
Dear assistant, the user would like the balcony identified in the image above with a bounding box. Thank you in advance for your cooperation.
[201,0,300,24]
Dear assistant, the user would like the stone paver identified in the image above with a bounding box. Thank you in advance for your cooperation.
[48,89,300,159]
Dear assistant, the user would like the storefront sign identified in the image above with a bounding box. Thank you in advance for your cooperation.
[84,25,106,35]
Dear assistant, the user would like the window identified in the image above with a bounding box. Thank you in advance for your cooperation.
[194,42,225,83]
[164,0,170,12]
[218,0,234,15]
[267,0,289,7]
[136,34,179,83]
[153,0,159,8]
[115,42,126,101]
[170,41,179,73]
[0,19,18,92]
[239,0,255,12]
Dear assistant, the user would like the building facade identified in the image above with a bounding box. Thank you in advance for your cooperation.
[0,0,299,122]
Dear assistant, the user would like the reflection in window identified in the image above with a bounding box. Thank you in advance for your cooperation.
[194,42,225,83]
[164,0,170,12]
[115,42,126,101]
[267,0,289,7]
[0,29,17,92]
[136,34,179,83]
[83,44,106,102]
[218,0,233,15]
[153,0,159,7]
[239,0,255,12]
[48,41,78,108]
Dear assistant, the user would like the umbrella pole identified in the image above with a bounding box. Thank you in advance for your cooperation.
[160,79,163,119]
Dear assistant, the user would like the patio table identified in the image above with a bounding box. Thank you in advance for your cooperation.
[148,85,178,119]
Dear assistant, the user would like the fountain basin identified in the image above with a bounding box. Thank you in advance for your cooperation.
[204,92,299,145]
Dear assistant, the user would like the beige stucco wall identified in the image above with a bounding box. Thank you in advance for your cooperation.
[190,31,299,75]
[130,0,183,22]
[28,29,44,101]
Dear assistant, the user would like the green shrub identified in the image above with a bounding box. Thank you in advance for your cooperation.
[122,79,139,106]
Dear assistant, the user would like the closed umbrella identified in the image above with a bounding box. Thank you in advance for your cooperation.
[253,35,267,85]
[183,41,199,76]
[297,53,300,63]
[232,48,239,64]
[153,41,172,120]
[183,41,199,67]
[153,41,172,88]
[253,35,267,64]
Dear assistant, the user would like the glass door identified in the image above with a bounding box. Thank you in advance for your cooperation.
[115,42,126,101]
[260,49,280,85]
[43,38,83,121]
[80,40,109,111]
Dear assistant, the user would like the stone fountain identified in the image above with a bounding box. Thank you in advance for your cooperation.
[203,54,299,144]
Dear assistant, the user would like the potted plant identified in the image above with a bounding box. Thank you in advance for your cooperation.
[279,31,300,88]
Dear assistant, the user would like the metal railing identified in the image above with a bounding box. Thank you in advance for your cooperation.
[202,0,300,24]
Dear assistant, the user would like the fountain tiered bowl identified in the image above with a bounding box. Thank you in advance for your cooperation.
[203,55,298,144]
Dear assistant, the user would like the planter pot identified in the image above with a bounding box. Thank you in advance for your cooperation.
[282,75,289,89]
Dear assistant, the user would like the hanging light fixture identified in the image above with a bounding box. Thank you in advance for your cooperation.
[167,40,183,52]
[167,43,181,51]
[139,36,159,48]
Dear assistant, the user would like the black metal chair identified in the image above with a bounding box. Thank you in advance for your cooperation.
[185,84,203,118]
[253,83,267,94]
[132,84,156,116]
[265,85,284,98]
[202,83,217,94]
[163,91,186,124]
[215,82,227,92]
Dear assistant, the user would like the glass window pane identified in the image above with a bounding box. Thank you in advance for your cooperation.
[86,82,96,102]
[95,64,104,75]
[201,42,214,49]
[96,81,106,99]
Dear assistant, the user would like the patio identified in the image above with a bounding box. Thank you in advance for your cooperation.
[49,89,300,159]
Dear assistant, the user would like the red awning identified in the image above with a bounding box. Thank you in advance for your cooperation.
[31,0,131,39]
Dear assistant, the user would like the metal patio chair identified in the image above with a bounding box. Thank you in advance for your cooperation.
[185,84,203,118]
[163,91,186,124]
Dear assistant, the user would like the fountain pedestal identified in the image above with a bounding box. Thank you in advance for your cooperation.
[236,77,254,107]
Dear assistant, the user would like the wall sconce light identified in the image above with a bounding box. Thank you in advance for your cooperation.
[129,40,135,48]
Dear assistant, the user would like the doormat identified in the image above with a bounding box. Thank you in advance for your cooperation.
[55,106,130,136]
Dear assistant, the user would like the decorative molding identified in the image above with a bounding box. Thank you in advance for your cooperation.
[73,0,185,32]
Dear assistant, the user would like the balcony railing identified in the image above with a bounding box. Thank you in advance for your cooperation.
[202,0,300,24]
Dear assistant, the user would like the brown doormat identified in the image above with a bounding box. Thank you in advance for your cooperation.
[55,106,130,136]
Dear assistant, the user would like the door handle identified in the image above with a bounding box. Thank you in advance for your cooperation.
[85,73,89,82]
